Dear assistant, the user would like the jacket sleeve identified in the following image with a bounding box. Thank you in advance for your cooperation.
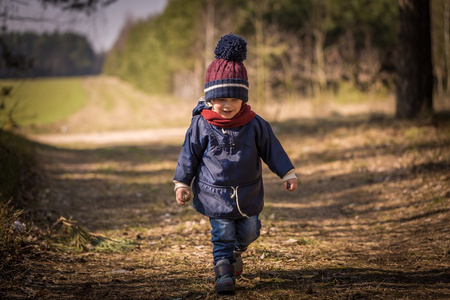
[173,116,208,186]
[255,117,295,179]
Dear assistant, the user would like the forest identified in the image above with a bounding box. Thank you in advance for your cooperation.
[104,0,398,101]
[0,31,102,78]
[102,0,449,107]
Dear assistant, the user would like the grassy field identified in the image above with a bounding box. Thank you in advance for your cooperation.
[1,76,198,134]
[2,75,450,135]
[2,75,450,134]
[0,75,402,135]
[0,77,86,126]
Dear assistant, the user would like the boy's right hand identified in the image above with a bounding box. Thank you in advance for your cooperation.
[176,187,191,205]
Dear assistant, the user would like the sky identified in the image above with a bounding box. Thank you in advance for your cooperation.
[4,0,168,53]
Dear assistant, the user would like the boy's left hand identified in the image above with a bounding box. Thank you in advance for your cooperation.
[284,178,298,192]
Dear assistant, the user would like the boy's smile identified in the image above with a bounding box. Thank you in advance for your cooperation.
[210,98,243,119]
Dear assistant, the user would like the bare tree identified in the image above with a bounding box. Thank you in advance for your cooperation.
[445,0,450,96]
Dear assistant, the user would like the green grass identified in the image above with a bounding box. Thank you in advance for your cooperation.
[1,76,194,133]
[0,77,86,126]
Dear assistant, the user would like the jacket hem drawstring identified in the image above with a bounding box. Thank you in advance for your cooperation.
[231,186,249,218]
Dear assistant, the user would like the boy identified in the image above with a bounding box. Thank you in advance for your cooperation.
[173,33,298,295]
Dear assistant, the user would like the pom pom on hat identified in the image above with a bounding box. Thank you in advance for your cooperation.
[214,33,247,62]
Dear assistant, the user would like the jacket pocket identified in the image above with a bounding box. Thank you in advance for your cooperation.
[233,178,264,217]
[193,177,264,218]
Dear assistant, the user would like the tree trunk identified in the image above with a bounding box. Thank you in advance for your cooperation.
[445,0,450,95]
[254,0,266,107]
[396,0,433,119]
[313,28,327,93]
[205,0,214,69]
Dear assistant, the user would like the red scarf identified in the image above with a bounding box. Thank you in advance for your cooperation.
[201,103,256,129]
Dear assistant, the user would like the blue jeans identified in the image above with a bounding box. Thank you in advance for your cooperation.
[209,215,261,265]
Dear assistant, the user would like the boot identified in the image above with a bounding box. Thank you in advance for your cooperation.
[214,259,235,295]
[233,247,246,277]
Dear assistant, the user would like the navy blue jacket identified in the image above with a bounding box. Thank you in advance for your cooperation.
[174,101,294,219]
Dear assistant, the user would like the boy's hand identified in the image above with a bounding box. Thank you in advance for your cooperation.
[176,187,191,205]
[284,178,298,192]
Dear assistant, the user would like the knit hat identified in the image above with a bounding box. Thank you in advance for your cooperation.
[204,33,249,102]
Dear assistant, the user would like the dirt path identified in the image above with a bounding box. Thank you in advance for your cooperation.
[6,115,450,299]
[28,127,187,146]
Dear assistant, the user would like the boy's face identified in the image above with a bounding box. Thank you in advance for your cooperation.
[210,98,243,119]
